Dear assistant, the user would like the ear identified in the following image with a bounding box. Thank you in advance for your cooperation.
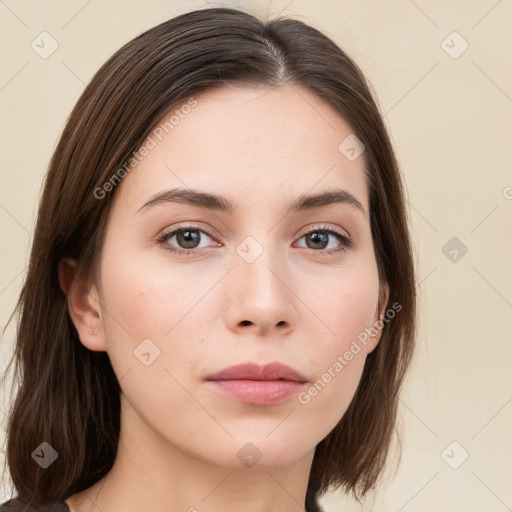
[58,257,107,352]
[366,280,390,354]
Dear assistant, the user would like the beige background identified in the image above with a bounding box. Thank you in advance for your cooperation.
[1,0,511,510]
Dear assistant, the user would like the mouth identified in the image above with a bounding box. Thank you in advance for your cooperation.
[205,362,308,406]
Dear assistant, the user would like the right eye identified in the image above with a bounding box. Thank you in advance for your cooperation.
[156,225,220,256]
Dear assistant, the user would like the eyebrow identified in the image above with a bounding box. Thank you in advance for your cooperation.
[136,187,368,219]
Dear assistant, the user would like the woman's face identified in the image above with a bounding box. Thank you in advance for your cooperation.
[84,84,387,470]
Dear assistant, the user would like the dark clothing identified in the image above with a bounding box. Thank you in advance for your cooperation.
[1,497,323,511]
[0,500,70,511]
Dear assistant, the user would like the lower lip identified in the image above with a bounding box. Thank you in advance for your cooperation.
[206,379,306,405]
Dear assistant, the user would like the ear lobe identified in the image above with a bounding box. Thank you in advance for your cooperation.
[58,258,107,352]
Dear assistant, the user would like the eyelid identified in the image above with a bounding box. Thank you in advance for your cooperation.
[156,222,352,255]
[297,223,351,244]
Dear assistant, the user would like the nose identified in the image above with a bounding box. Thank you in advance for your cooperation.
[224,245,297,337]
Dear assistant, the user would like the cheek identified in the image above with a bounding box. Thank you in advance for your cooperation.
[297,347,366,430]
[96,243,184,372]
[96,243,219,404]
[293,257,379,424]
[297,253,380,343]
[96,256,207,435]
[294,312,371,443]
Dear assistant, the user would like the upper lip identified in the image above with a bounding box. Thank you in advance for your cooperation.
[206,362,308,383]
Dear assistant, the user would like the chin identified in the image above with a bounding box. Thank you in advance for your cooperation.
[209,434,314,471]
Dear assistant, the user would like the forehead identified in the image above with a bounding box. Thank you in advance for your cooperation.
[111,84,368,215]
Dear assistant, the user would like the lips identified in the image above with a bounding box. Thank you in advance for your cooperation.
[205,362,308,383]
[205,362,309,405]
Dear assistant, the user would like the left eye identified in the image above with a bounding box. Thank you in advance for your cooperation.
[295,228,351,252]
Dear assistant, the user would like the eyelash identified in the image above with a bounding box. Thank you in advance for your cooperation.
[156,223,352,257]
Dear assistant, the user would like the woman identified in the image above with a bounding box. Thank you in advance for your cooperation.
[1,6,416,512]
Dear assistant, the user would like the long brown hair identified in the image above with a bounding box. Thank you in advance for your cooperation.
[1,6,416,509]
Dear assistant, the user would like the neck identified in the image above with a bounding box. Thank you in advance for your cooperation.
[67,393,316,512]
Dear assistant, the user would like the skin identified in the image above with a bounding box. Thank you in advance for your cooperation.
[60,84,388,512]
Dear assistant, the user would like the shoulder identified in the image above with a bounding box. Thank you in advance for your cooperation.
[0,499,70,511]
